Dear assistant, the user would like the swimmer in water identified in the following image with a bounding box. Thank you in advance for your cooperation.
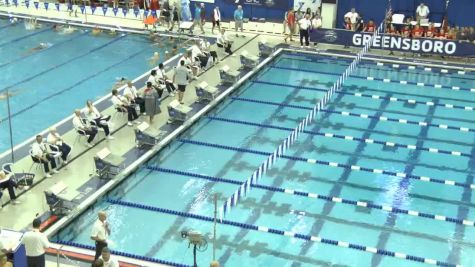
[171,45,178,56]
[148,52,161,67]
[25,42,51,55]
[164,50,171,60]
[91,26,102,36]
[0,92,15,100]
[112,77,127,89]
[109,29,118,36]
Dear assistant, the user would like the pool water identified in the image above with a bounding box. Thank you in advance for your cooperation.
[54,52,475,267]
[0,18,180,154]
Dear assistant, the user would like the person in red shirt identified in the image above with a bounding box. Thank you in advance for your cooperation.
[386,24,399,35]
[401,25,411,38]
[284,8,296,42]
[412,24,424,38]
[437,28,447,39]
[425,23,437,38]
[364,19,375,32]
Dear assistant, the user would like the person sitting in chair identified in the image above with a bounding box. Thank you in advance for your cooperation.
[85,100,114,140]
[72,109,98,148]
[216,28,232,55]
[123,81,145,114]
[46,127,72,164]
[157,63,177,96]
[31,135,59,178]
[0,171,20,205]
[111,89,139,126]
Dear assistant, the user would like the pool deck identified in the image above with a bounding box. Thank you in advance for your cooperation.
[1,2,475,266]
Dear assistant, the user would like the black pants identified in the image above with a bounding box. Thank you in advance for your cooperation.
[196,55,209,68]
[217,43,232,55]
[82,128,98,143]
[33,154,57,173]
[134,97,145,113]
[92,117,111,136]
[300,29,309,46]
[58,143,71,161]
[125,106,138,121]
[94,241,108,260]
[27,254,45,267]
[210,51,218,63]
[0,179,16,200]
[163,81,176,94]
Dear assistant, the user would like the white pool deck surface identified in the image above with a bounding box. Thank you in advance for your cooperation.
[0,2,474,267]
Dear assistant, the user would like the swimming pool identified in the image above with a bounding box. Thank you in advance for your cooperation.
[53,51,475,267]
[0,18,178,154]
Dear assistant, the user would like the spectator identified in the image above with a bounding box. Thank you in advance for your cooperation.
[436,28,447,39]
[416,2,430,21]
[412,24,424,38]
[31,135,58,178]
[111,89,139,126]
[22,218,50,267]
[468,27,475,43]
[98,248,119,267]
[285,8,296,42]
[363,19,375,32]
[212,6,221,34]
[298,13,312,47]
[234,5,244,37]
[446,27,456,40]
[73,109,97,147]
[0,171,20,204]
[91,211,110,261]
[425,23,437,38]
[401,25,411,38]
[46,127,72,163]
[386,24,399,35]
[173,60,191,104]
[143,82,160,123]
[123,81,145,114]
[311,10,322,30]
[217,28,232,55]
[85,101,113,140]
[157,63,177,96]
[147,70,164,98]
[344,8,359,31]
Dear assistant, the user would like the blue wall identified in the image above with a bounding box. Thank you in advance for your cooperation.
[446,0,475,27]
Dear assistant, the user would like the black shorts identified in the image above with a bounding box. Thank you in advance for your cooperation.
[178,84,186,92]
[212,20,220,27]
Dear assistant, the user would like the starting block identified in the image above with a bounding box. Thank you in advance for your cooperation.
[240,50,260,69]
[219,65,240,85]
[167,100,192,123]
[258,39,277,57]
[195,81,219,102]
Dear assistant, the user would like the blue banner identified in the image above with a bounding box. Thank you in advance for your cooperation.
[311,29,475,57]
[54,2,59,11]
[44,2,49,10]
[80,5,85,14]
[133,8,139,17]
[91,6,96,14]
[232,0,288,9]
[33,1,38,9]
[122,7,127,16]
[113,7,118,16]
[102,6,108,15]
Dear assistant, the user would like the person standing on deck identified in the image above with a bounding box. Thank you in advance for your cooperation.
[90,211,110,261]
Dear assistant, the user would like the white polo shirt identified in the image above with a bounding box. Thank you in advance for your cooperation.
[46,132,62,145]
[31,141,48,158]
[21,229,50,257]
[86,106,101,121]
[416,5,430,17]
[123,85,138,99]
[147,75,159,87]
[72,115,86,130]
[344,11,359,24]
[91,220,108,242]
[99,256,119,267]
[299,18,311,30]
[111,95,126,107]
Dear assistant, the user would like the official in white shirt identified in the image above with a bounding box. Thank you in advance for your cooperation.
[72,109,98,147]
[31,135,58,178]
[123,82,145,114]
[85,101,113,140]
[91,211,111,260]
[99,247,119,267]
[298,14,312,47]
[216,28,232,55]
[416,3,430,21]
[157,63,176,96]
[344,8,359,30]
[0,171,20,204]
[46,127,71,164]
[111,89,139,126]
[147,70,164,98]
[22,218,50,267]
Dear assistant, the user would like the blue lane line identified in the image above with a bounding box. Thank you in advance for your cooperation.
[148,166,475,227]
[282,53,473,76]
[106,198,458,267]
[0,24,12,31]
[177,138,475,189]
[252,80,475,112]
[0,34,126,99]
[230,96,475,134]
[0,27,50,47]
[269,65,475,93]
[206,116,472,158]
[0,45,147,124]
[54,240,191,267]
[0,31,88,69]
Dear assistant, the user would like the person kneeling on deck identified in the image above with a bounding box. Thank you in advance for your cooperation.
[217,28,232,55]
[0,171,20,205]
[73,109,98,148]
[123,81,145,114]
[85,101,114,140]
[46,127,72,164]
[31,135,59,178]
[111,89,139,126]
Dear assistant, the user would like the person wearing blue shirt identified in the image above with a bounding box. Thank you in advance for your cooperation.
[192,3,205,34]
[234,5,244,37]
